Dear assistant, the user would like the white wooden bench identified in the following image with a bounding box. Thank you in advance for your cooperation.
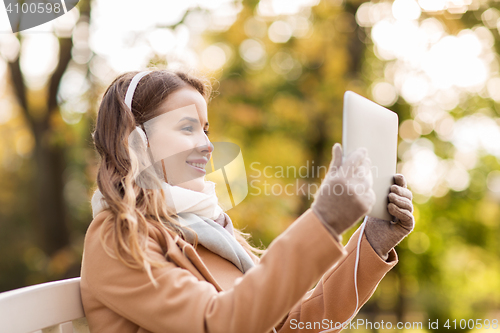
[0,277,89,333]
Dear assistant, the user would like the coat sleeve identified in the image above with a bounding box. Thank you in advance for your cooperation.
[276,225,398,333]
[80,209,349,333]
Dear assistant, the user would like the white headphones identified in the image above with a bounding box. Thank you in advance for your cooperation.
[125,70,152,148]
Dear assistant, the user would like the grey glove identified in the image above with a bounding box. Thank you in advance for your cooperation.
[311,143,376,241]
[364,174,415,261]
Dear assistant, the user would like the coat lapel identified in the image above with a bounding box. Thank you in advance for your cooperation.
[94,211,226,291]
[161,227,225,292]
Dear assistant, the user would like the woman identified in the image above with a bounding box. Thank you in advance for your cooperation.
[80,69,415,333]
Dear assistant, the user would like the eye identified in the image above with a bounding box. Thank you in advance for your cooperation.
[204,129,210,136]
[182,126,193,132]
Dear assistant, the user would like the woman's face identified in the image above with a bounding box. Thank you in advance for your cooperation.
[144,86,212,192]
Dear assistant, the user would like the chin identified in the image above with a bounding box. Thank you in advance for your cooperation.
[177,178,205,192]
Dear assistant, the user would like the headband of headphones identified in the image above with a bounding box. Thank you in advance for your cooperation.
[125,70,152,147]
[125,71,152,111]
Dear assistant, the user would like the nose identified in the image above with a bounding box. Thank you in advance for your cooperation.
[197,133,214,155]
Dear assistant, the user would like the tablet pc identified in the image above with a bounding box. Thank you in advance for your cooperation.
[342,91,399,221]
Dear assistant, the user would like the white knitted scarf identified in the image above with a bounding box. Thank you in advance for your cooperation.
[90,180,255,273]
[91,180,232,233]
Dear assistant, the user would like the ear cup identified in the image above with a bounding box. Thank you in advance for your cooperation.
[135,126,148,148]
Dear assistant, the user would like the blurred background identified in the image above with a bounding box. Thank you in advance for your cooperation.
[1,0,500,331]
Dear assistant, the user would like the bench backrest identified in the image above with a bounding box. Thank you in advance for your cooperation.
[0,277,89,333]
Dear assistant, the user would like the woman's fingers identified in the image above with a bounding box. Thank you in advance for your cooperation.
[340,149,370,181]
[388,176,414,227]
[388,192,413,212]
[326,146,375,199]
[343,147,368,170]
[390,184,413,200]
[388,203,414,227]
[328,143,343,171]
[394,174,407,188]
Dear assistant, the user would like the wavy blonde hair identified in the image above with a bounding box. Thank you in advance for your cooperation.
[92,69,265,287]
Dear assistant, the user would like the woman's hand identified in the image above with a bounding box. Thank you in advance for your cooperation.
[364,174,415,260]
[311,143,376,241]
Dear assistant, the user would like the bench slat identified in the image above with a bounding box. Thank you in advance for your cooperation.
[0,278,86,333]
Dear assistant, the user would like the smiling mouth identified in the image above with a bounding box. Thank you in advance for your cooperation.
[186,161,207,172]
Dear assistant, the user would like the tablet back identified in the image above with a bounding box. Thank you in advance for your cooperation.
[342,91,399,221]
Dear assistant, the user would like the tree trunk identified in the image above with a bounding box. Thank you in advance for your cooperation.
[6,0,91,257]
[32,123,69,255]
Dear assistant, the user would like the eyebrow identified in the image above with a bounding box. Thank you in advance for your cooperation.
[177,117,209,128]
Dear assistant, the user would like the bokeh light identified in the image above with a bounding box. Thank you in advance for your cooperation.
[239,38,267,69]
[257,0,320,17]
[358,0,500,196]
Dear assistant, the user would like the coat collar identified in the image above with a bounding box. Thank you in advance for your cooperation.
[160,226,225,292]
[94,210,225,292]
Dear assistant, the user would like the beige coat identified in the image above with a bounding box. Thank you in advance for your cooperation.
[80,209,397,333]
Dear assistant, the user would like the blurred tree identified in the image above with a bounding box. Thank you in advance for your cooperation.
[4,0,91,256]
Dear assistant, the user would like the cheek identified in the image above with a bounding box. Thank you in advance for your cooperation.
[149,131,194,161]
